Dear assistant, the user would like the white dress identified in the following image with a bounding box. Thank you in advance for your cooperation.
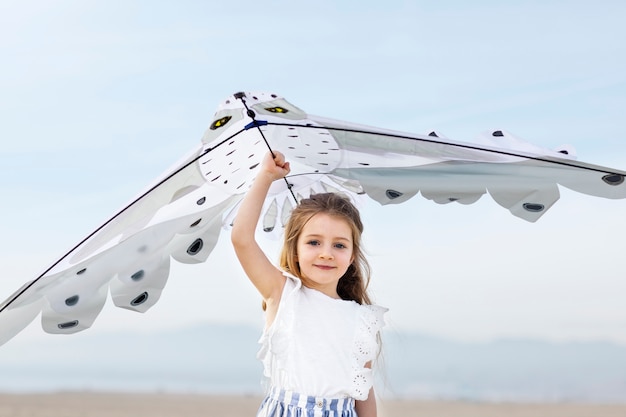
[257,271,387,401]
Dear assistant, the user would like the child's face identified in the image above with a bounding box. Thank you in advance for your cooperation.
[295,213,354,298]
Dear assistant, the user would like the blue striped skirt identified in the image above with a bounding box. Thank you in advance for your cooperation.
[256,387,356,417]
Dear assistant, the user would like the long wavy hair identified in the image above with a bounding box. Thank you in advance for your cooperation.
[279,192,372,305]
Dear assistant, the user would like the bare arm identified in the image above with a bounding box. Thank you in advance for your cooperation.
[355,387,377,417]
[231,152,291,314]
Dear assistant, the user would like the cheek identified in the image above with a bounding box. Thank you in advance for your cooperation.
[294,244,305,261]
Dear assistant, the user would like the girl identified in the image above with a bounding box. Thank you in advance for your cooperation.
[231,151,387,417]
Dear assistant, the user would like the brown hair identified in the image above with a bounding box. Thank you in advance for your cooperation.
[279,193,372,305]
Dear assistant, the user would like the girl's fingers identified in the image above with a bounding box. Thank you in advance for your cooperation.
[260,151,290,179]
[273,151,285,166]
[272,152,290,173]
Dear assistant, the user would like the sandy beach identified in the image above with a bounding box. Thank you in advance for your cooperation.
[1,392,625,417]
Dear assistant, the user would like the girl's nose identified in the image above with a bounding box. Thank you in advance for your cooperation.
[319,246,334,259]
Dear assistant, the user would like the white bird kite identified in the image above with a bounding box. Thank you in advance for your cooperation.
[1,91,624,346]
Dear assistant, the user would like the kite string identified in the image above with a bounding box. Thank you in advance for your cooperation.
[0,134,257,314]
[237,95,299,205]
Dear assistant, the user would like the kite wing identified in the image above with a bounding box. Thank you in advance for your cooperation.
[1,91,624,346]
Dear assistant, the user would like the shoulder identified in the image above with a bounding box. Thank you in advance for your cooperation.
[362,303,388,318]
[263,269,301,328]
[358,304,388,334]
[281,270,302,289]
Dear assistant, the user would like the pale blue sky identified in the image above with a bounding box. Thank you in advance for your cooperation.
[1,1,626,345]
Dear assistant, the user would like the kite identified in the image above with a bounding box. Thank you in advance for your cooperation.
[1,91,625,346]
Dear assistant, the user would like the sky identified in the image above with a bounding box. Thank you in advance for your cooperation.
[1,0,626,348]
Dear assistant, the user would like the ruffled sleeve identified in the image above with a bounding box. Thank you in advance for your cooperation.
[350,304,388,400]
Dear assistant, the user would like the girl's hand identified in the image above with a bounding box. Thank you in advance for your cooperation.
[260,151,291,181]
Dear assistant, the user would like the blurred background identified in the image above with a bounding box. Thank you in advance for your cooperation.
[1,0,625,402]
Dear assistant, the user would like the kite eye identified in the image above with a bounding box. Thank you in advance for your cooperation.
[210,116,232,130]
[187,238,204,255]
[131,270,144,282]
[523,203,545,212]
[386,189,403,199]
[265,106,289,114]
[58,320,79,330]
[65,295,79,306]
[602,174,624,186]
[131,292,149,306]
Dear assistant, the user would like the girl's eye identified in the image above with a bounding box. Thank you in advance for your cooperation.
[307,240,320,246]
[334,243,347,249]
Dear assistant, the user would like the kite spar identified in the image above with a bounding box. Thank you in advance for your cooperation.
[1,91,624,346]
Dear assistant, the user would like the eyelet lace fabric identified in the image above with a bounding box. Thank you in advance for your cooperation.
[350,304,387,399]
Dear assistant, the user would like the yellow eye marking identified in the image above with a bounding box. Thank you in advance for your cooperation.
[210,116,232,130]
[265,106,289,114]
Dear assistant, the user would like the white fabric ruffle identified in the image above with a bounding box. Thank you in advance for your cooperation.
[350,304,387,399]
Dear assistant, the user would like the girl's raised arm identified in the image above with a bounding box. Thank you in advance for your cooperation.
[231,151,290,307]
